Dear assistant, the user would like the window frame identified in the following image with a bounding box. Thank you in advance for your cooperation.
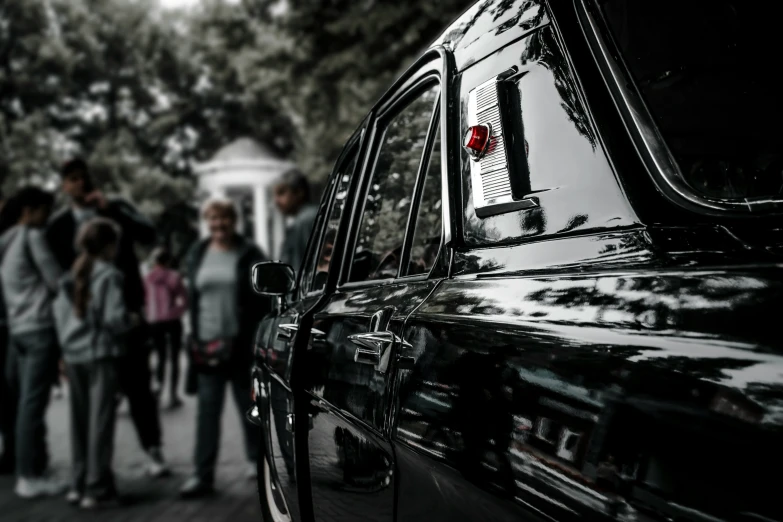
[398,101,443,281]
[578,0,783,217]
[339,64,443,290]
[297,130,364,300]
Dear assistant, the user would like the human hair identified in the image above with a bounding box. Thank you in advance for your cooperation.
[13,186,54,213]
[61,158,88,178]
[151,246,172,267]
[276,168,311,203]
[0,186,54,233]
[72,218,121,318]
[201,197,238,222]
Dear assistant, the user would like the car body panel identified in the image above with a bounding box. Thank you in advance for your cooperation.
[395,260,783,522]
[252,1,783,522]
[303,281,439,522]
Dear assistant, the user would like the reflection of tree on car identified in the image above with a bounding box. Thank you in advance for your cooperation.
[350,86,440,281]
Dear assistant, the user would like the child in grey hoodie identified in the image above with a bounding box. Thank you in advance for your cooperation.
[53,218,137,510]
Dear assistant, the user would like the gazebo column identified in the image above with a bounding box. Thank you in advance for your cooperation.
[254,184,270,255]
[273,206,286,260]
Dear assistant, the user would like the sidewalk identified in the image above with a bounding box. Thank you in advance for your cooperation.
[0,370,261,522]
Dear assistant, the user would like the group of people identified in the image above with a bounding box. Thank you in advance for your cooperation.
[0,159,316,509]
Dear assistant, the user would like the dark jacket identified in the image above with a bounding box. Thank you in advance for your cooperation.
[280,203,318,273]
[184,234,270,370]
[46,199,156,313]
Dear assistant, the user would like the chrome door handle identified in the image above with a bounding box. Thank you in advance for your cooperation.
[278,323,298,339]
[348,331,397,366]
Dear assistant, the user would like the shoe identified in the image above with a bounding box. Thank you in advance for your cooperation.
[245,463,258,481]
[146,447,170,478]
[65,490,81,505]
[15,475,67,499]
[179,476,214,499]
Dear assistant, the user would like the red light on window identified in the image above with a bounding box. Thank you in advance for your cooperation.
[463,124,491,161]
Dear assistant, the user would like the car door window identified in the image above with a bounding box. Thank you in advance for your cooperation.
[348,84,440,283]
[405,123,442,277]
[304,149,358,295]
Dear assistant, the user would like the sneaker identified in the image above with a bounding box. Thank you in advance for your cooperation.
[245,463,258,481]
[65,490,81,505]
[15,476,67,499]
[179,476,214,499]
[146,447,170,478]
[79,487,120,510]
[80,496,97,509]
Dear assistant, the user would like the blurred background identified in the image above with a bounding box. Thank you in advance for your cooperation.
[0,0,471,262]
[0,1,473,519]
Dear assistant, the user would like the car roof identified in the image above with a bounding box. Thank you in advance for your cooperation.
[431,0,551,72]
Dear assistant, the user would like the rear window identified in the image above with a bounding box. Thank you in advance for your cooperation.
[600,0,783,202]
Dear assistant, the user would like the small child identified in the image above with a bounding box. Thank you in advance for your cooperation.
[144,247,187,409]
[53,218,137,509]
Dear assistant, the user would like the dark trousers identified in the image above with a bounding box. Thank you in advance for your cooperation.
[150,320,183,398]
[11,329,58,478]
[0,326,18,471]
[116,325,162,451]
[194,366,259,484]
[66,360,118,497]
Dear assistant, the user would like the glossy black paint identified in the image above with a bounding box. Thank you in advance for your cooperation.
[396,260,783,522]
[303,281,438,522]
[252,1,783,522]
[458,25,638,247]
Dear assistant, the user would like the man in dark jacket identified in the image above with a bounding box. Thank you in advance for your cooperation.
[274,169,317,274]
[46,158,169,477]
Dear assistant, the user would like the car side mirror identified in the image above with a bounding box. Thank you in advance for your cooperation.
[252,261,296,296]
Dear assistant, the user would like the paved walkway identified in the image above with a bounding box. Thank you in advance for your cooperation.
[0,362,262,522]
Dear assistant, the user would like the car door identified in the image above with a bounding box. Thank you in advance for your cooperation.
[300,59,449,522]
[254,130,365,522]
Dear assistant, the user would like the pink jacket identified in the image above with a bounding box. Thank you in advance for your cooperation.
[144,267,188,324]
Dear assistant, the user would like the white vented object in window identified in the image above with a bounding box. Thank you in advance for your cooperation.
[467,71,537,218]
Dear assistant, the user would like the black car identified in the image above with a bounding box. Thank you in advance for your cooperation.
[249,1,783,521]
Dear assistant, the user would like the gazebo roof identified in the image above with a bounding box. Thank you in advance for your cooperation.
[209,137,279,163]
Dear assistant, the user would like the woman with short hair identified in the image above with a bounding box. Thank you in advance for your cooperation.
[179,198,269,498]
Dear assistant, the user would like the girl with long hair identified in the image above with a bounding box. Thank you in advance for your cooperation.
[53,218,137,509]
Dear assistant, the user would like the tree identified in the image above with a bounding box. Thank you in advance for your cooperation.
[230,0,471,183]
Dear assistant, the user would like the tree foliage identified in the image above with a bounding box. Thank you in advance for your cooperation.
[1,0,472,208]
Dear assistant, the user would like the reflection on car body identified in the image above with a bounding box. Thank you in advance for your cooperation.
[251,1,783,522]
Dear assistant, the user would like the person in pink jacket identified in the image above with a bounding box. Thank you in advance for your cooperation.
[144,248,188,409]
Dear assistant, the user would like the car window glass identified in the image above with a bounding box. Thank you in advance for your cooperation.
[349,84,440,282]
[601,0,782,201]
[299,194,329,296]
[406,124,442,277]
[307,150,358,294]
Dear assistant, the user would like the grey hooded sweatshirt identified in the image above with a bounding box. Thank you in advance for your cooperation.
[53,260,133,364]
[0,225,62,336]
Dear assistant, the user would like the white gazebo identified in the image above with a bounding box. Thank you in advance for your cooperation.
[194,137,296,260]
